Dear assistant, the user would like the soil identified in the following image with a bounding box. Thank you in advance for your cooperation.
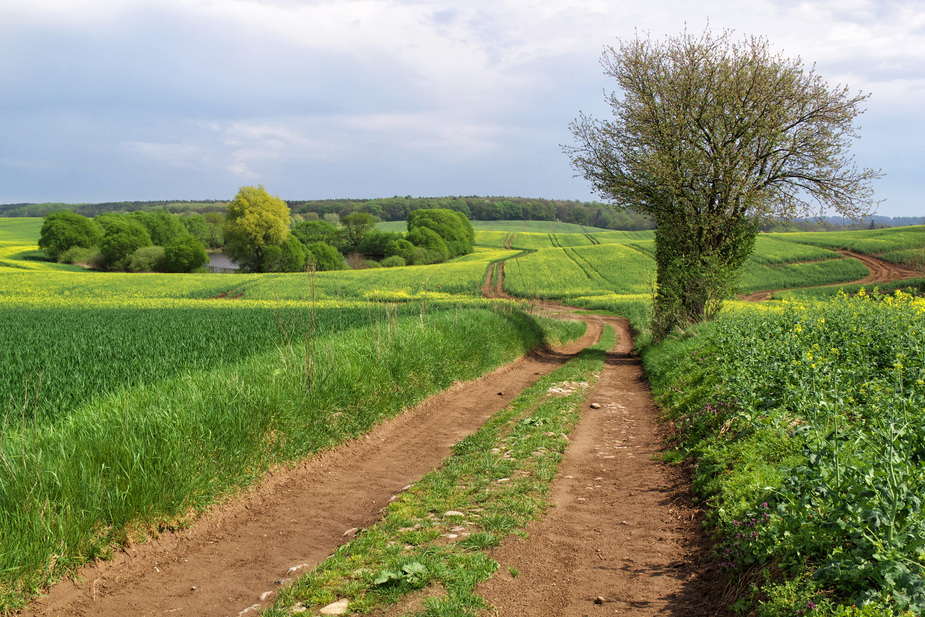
[475,313,731,616]
[22,250,910,616]
[740,250,920,301]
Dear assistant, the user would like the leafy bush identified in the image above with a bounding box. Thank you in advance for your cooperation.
[261,235,307,273]
[381,255,406,268]
[127,246,166,272]
[406,209,474,257]
[406,227,449,262]
[131,210,190,246]
[163,236,208,273]
[97,213,154,271]
[385,238,415,263]
[305,241,345,271]
[291,220,339,246]
[38,211,102,261]
[58,246,102,268]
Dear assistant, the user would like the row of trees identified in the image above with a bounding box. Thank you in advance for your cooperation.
[288,196,654,230]
[224,186,475,272]
[39,210,214,272]
[36,186,478,274]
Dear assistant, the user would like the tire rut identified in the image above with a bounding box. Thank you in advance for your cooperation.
[24,316,600,617]
[476,314,729,616]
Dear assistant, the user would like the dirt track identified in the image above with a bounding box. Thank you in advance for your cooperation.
[23,250,914,616]
[740,250,919,301]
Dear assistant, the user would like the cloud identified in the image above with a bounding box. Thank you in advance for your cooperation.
[0,0,922,213]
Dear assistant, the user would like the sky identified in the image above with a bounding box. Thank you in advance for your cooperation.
[0,0,922,216]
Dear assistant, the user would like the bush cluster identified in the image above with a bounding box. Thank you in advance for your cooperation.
[38,209,209,273]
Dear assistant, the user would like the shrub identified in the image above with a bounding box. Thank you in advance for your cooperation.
[406,227,449,263]
[97,214,153,271]
[38,211,102,261]
[385,238,415,263]
[291,220,339,246]
[128,246,166,272]
[262,235,308,273]
[58,246,103,268]
[381,255,406,268]
[305,242,345,271]
[163,236,208,273]
[406,208,474,257]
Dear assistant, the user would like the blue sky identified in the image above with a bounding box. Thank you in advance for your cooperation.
[1,0,922,216]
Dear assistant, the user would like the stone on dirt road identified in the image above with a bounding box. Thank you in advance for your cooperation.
[320,598,350,614]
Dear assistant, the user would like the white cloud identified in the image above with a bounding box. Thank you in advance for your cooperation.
[1,0,923,212]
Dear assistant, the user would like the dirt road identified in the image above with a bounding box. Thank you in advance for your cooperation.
[477,313,727,616]
[23,308,727,616]
[741,250,919,301]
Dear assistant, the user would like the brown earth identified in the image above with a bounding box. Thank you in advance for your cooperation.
[22,316,606,617]
[740,250,919,301]
[26,249,911,617]
[476,313,731,616]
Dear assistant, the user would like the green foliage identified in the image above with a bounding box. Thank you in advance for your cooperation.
[179,213,211,246]
[261,234,307,273]
[57,246,102,268]
[381,255,406,268]
[163,235,208,273]
[97,213,154,271]
[406,226,450,263]
[569,27,880,339]
[38,211,102,260]
[131,209,190,246]
[127,246,166,272]
[407,209,475,257]
[202,211,225,248]
[643,292,925,615]
[385,238,415,263]
[340,212,377,252]
[224,185,291,272]
[305,241,345,271]
[291,219,339,246]
[357,229,400,258]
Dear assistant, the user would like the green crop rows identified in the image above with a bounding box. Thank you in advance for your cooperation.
[3,216,925,614]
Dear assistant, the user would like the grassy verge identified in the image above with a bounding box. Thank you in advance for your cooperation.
[263,325,617,616]
[0,304,585,613]
[640,292,925,616]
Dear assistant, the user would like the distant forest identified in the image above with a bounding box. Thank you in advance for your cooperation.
[0,196,920,231]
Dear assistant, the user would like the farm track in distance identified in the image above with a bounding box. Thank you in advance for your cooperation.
[22,248,917,616]
[740,250,920,301]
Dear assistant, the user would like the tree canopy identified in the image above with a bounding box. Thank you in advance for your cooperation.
[567,27,880,337]
[38,211,102,261]
[407,209,474,258]
[224,185,292,272]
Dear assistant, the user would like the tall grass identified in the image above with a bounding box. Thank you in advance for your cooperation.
[0,304,584,611]
[642,292,925,615]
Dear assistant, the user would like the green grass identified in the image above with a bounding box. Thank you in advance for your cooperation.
[265,325,615,617]
[641,293,925,615]
[0,218,43,244]
[738,256,871,294]
[0,304,584,611]
[769,226,925,256]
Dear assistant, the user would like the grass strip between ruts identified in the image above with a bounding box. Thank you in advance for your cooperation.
[264,324,618,616]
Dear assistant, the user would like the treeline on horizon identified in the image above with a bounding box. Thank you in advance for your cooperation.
[0,196,920,231]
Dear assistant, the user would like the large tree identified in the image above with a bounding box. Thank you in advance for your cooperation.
[224,185,291,272]
[567,27,880,338]
[38,211,102,261]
